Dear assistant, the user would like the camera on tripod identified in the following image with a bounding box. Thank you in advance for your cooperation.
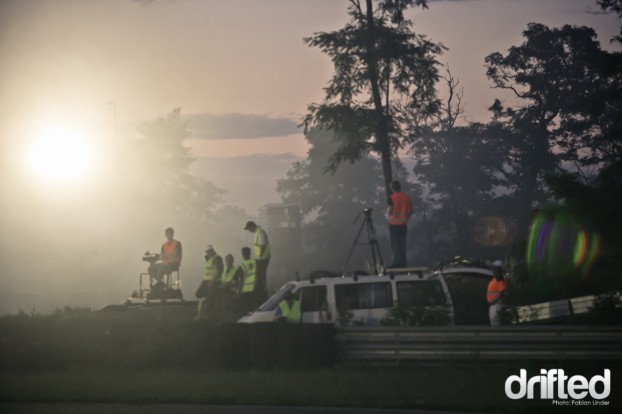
[363,208,372,217]
[142,251,160,265]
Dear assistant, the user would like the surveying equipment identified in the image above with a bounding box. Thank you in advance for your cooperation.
[128,251,184,304]
[341,208,385,275]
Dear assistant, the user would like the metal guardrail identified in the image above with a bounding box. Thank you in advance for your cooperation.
[335,326,622,365]
[512,293,621,323]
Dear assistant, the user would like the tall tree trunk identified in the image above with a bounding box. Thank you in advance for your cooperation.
[365,0,393,200]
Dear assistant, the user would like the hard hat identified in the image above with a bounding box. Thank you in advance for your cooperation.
[492,260,504,267]
[205,244,214,252]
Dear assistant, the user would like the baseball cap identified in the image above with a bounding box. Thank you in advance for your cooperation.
[244,221,256,230]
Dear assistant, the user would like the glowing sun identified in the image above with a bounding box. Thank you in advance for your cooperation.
[23,125,99,185]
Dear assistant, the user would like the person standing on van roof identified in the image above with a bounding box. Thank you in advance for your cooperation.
[195,244,223,320]
[276,291,301,323]
[487,260,508,326]
[244,221,271,302]
[387,180,413,268]
[239,246,258,313]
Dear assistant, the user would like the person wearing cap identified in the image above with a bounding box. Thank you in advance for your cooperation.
[244,221,271,302]
[195,244,223,320]
[486,260,508,326]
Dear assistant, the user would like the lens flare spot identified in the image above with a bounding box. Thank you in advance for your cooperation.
[526,209,600,277]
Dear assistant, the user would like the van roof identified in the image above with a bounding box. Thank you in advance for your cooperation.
[436,266,493,277]
[290,267,438,288]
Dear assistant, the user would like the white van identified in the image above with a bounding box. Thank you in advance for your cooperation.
[238,268,455,326]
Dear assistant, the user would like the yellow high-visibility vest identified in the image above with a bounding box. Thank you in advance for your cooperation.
[221,266,237,284]
[254,226,271,260]
[278,299,301,322]
[241,259,256,293]
[203,255,222,281]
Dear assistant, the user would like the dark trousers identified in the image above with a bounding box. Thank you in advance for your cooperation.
[148,262,178,285]
[389,224,408,268]
[255,258,270,302]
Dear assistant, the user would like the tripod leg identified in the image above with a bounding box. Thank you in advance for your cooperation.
[365,217,385,273]
[341,219,367,274]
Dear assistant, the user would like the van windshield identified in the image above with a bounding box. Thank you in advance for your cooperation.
[257,283,296,311]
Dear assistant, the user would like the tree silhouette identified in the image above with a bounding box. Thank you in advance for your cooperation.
[277,127,417,271]
[303,0,443,199]
[126,108,223,220]
[484,23,619,231]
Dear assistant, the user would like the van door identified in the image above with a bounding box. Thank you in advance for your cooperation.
[395,279,453,324]
[298,285,330,323]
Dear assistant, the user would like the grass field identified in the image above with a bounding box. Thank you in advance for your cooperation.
[2,364,620,413]
[1,308,620,412]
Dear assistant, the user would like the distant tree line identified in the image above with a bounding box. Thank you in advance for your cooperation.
[277,0,622,299]
[127,1,621,301]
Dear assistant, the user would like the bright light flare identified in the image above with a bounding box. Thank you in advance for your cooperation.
[23,125,99,185]
[526,209,600,278]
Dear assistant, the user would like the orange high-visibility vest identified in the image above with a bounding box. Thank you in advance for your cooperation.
[389,192,412,225]
[487,279,507,304]
[161,240,181,266]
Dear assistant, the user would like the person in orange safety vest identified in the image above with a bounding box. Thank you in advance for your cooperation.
[148,227,182,290]
[387,180,413,268]
[487,260,508,326]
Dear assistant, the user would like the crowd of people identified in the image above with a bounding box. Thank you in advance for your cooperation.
[146,181,509,325]
[147,221,271,320]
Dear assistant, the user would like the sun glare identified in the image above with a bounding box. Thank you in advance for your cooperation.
[23,125,99,185]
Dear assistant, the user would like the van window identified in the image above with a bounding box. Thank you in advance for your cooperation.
[397,280,447,306]
[298,285,328,312]
[257,283,295,311]
[335,282,392,310]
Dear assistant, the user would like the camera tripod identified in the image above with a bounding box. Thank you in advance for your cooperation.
[341,208,385,275]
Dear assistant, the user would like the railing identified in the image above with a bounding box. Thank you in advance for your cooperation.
[512,293,620,323]
[335,325,622,365]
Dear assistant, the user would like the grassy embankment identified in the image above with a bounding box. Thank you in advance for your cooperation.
[0,307,620,412]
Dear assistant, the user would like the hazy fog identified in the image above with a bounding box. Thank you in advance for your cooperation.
[0,0,619,314]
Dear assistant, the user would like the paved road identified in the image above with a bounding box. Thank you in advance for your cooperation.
[0,404,483,414]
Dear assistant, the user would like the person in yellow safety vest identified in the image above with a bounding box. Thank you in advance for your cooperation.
[244,221,271,303]
[195,244,223,320]
[487,260,508,326]
[239,246,258,313]
[220,253,243,314]
[148,227,182,289]
[221,254,241,294]
[387,180,412,269]
[275,291,301,323]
